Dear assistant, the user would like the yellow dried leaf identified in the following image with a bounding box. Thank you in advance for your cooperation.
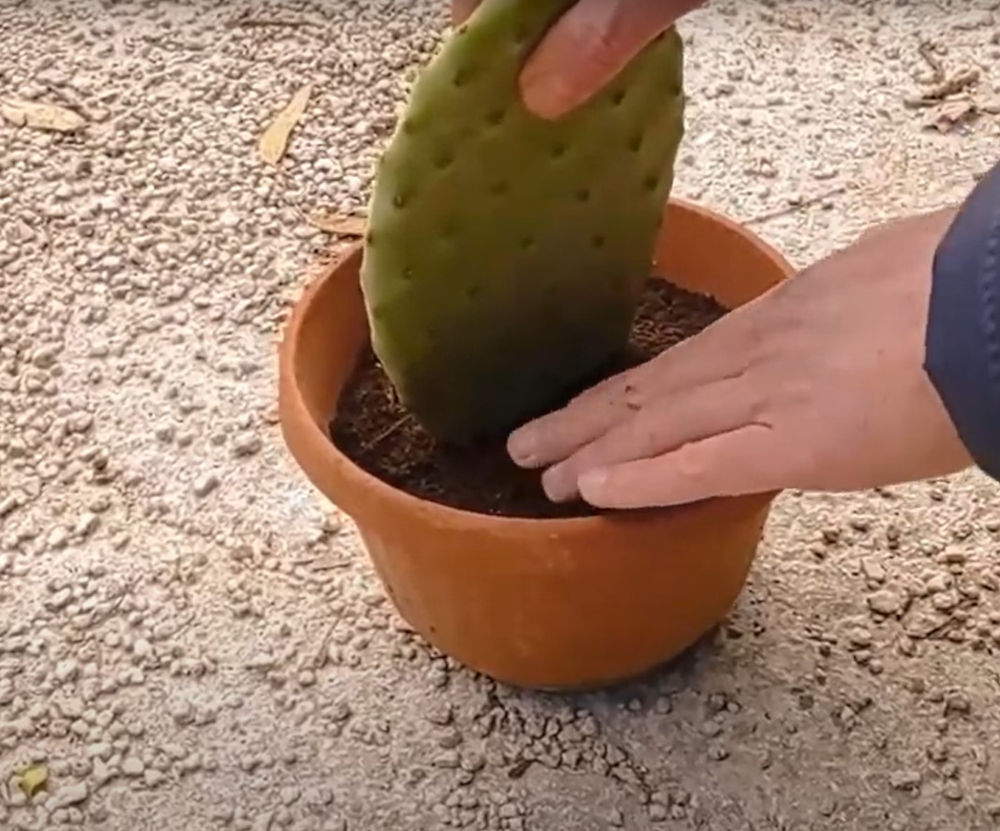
[310,211,367,237]
[0,98,86,132]
[258,84,312,165]
[17,763,48,798]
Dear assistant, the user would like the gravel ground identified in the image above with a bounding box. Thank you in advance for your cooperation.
[3,1,1000,829]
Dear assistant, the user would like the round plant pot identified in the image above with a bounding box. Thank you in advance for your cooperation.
[278,198,794,691]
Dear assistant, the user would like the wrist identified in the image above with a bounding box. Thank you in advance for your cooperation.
[923,160,1000,481]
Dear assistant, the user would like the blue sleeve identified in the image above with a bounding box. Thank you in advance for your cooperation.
[923,159,1000,482]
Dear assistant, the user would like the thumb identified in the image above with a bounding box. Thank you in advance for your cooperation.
[451,0,480,26]
[520,0,702,120]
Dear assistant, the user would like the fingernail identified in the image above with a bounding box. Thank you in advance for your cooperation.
[519,73,573,121]
[577,469,607,502]
[507,430,537,466]
[541,466,575,503]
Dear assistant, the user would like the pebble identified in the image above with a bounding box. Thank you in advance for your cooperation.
[938,548,969,566]
[868,588,907,616]
[144,769,167,788]
[889,770,922,791]
[427,703,453,726]
[53,781,89,808]
[860,558,886,583]
[122,757,144,777]
[192,474,219,497]
[932,591,959,612]
[233,431,263,457]
[0,493,22,518]
[944,694,972,716]
[47,588,73,611]
[54,659,80,683]
[943,781,964,800]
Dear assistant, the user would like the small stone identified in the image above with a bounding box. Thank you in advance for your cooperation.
[932,591,959,612]
[905,613,942,639]
[924,572,952,594]
[144,769,166,788]
[171,700,195,725]
[233,432,262,457]
[426,703,453,726]
[438,729,462,749]
[927,741,949,763]
[122,756,144,777]
[433,750,460,769]
[162,744,187,761]
[708,744,730,761]
[0,493,22,518]
[861,559,886,583]
[868,588,907,616]
[193,474,219,497]
[889,770,922,791]
[943,781,963,801]
[75,512,99,538]
[461,753,486,773]
[55,659,80,683]
[944,694,971,716]
[53,781,88,808]
[938,548,968,566]
[846,627,873,648]
[61,697,85,719]
[47,588,73,611]
[87,742,113,761]
[498,804,518,820]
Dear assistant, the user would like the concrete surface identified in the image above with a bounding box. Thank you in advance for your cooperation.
[3,1,1000,829]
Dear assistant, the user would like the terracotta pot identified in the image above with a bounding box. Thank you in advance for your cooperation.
[278,199,794,691]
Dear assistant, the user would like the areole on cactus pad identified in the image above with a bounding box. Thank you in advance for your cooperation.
[360,0,686,445]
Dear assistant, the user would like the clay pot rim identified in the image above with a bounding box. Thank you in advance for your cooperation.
[278,197,790,533]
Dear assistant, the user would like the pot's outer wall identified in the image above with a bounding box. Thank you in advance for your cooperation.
[278,200,795,690]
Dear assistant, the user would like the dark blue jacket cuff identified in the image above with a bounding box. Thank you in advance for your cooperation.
[924,160,1000,482]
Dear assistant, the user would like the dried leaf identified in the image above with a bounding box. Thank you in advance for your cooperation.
[924,99,977,133]
[310,211,366,237]
[918,41,945,85]
[258,84,312,165]
[17,764,48,798]
[921,68,980,102]
[0,98,86,132]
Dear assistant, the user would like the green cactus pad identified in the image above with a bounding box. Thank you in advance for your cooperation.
[360,0,685,445]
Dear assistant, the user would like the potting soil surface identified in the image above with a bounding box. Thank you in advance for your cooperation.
[329,278,727,518]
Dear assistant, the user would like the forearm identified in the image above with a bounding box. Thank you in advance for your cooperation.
[924,159,1000,481]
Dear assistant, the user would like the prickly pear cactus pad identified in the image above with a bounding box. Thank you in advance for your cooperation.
[360,0,685,445]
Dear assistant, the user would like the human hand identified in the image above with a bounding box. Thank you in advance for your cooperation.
[506,209,975,509]
[451,0,705,119]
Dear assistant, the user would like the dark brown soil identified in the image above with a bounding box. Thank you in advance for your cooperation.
[329,279,727,519]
